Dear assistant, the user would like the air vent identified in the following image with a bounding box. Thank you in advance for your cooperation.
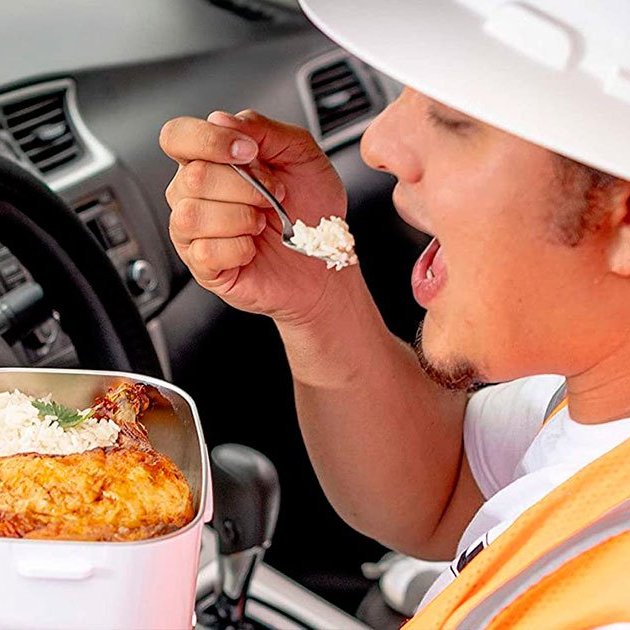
[299,52,386,152]
[309,59,375,138]
[0,89,82,174]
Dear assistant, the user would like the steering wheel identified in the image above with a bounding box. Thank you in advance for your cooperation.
[0,155,163,377]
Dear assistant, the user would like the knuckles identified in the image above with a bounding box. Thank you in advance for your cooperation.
[182,160,209,196]
[171,198,199,234]
[164,179,177,207]
[171,199,260,240]
[189,239,217,269]
[189,236,255,272]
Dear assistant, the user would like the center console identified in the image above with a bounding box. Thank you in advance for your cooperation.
[71,187,162,309]
[196,444,370,630]
[196,528,370,630]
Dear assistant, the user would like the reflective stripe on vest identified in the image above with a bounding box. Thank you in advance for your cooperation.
[454,497,630,629]
[542,381,568,427]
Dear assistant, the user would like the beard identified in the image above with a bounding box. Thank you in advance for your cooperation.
[413,320,484,392]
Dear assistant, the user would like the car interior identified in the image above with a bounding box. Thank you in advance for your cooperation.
[0,0,431,626]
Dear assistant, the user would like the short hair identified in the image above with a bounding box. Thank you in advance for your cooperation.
[552,155,622,247]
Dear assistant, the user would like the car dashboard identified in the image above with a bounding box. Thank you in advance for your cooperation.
[0,0,427,610]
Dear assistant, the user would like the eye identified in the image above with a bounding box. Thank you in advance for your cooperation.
[426,107,474,134]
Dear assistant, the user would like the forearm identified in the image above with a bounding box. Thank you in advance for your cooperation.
[276,266,467,555]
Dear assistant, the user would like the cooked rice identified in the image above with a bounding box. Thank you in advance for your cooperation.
[0,390,119,457]
[289,216,358,271]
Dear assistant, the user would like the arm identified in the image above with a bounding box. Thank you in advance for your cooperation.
[277,266,484,558]
[159,111,484,558]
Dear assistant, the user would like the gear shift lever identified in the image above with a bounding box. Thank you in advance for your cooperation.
[209,443,281,629]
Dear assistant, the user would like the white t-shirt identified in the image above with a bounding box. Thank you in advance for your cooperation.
[417,374,630,611]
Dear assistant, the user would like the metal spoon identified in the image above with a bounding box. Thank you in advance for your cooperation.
[229,163,356,270]
[228,163,297,249]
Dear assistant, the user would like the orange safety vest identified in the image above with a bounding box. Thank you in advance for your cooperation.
[404,387,630,629]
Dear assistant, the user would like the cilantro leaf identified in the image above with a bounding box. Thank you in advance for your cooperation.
[32,400,92,429]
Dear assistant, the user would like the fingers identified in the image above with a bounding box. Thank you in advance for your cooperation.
[207,109,324,167]
[166,161,285,210]
[159,108,330,290]
[186,236,256,281]
[159,116,259,165]
[169,197,266,284]
[169,199,266,247]
[160,109,324,171]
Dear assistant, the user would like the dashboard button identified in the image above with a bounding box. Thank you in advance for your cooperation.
[127,259,158,295]
[97,211,129,248]
[0,259,26,289]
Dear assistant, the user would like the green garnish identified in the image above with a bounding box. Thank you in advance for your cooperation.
[32,400,94,429]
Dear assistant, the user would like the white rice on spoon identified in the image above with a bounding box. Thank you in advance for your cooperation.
[289,216,358,271]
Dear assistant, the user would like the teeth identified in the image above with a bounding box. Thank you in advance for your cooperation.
[426,267,435,280]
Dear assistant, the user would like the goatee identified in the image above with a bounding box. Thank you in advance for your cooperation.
[413,321,483,392]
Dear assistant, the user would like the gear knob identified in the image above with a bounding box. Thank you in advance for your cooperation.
[209,444,281,627]
[211,443,281,555]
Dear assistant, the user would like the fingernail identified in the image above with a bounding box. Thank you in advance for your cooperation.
[235,110,255,122]
[256,213,267,234]
[207,110,234,123]
[231,139,257,161]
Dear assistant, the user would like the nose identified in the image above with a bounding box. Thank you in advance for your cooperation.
[360,100,397,173]
[360,88,423,182]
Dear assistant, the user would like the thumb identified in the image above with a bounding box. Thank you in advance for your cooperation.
[207,109,325,168]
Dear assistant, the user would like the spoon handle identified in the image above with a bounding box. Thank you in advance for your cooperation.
[229,164,294,239]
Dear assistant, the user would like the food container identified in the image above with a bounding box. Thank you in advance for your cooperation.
[0,368,213,630]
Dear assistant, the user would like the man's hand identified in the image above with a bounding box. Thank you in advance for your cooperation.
[159,109,349,325]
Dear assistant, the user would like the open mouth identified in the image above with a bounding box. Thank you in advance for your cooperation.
[411,237,447,307]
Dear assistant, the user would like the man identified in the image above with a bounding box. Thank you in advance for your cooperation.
[159,0,630,625]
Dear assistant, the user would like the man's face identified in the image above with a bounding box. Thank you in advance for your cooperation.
[361,88,623,388]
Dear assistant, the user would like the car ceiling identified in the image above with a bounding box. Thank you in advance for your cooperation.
[1,0,279,87]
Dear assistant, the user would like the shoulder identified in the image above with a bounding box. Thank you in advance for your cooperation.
[467,374,565,421]
[464,375,565,499]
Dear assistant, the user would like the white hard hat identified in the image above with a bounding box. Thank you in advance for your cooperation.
[299,0,630,180]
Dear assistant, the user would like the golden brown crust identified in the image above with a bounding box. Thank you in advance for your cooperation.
[0,448,194,541]
[0,383,195,542]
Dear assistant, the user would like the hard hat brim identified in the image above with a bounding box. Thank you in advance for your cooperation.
[299,0,630,180]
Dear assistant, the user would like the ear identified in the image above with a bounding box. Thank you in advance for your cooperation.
[606,182,630,276]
